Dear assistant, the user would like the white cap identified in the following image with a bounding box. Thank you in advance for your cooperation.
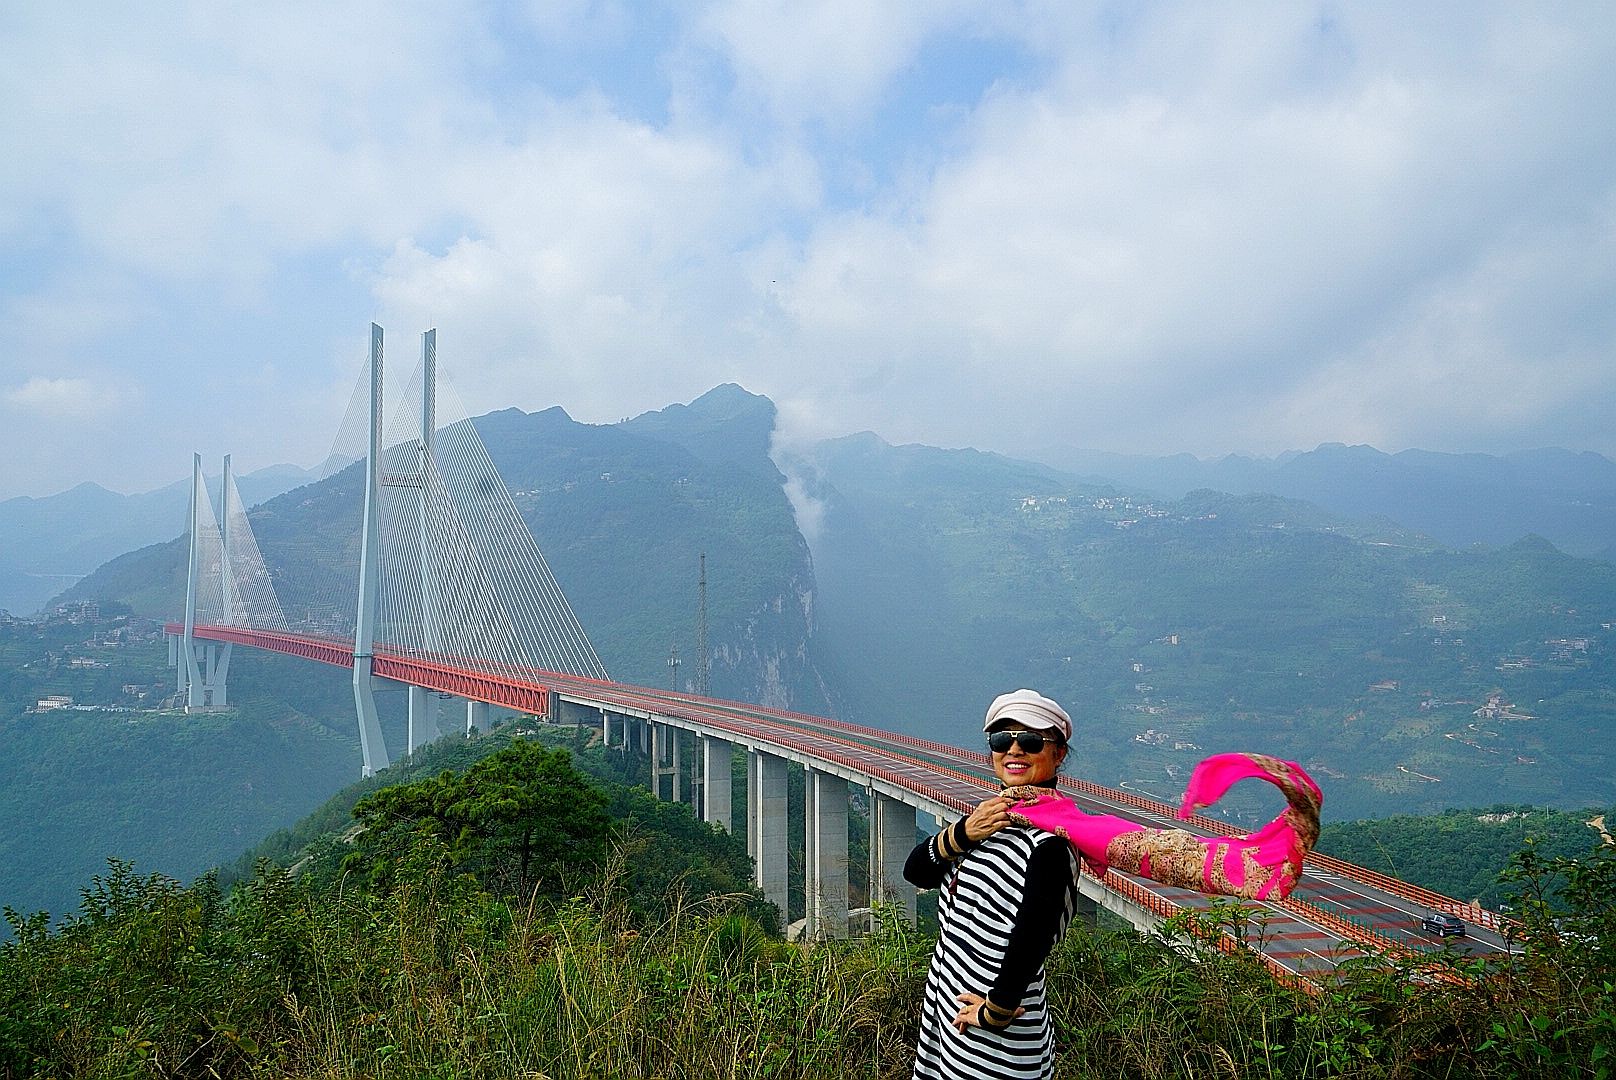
[982,688,1072,742]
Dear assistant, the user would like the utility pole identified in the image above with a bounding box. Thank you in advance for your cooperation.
[696,552,709,695]
[668,643,681,690]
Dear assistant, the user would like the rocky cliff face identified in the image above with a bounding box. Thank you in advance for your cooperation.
[711,570,836,711]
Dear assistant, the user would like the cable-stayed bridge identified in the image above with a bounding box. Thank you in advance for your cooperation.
[167,324,1515,980]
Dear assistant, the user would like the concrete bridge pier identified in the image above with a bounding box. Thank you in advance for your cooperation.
[466,699,491,734]
[650,721,675,799]
[407,686,441,753]
[200,642,231,709]
[671,726,684,802]
[748,750,789,919]
[805,769,849,939]
[701,735,732,831]
[869,792,918,921]
[1077,876,1158,933]
[1074,890,1098,928]
[553,698,594,727]
[169,635,232,711]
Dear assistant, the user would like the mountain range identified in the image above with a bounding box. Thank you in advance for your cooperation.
[5,386,1615,919]
[57,386,1616,819]
[1037,442,1616,561]
[0,465,318,615]
[11,429,1613,622]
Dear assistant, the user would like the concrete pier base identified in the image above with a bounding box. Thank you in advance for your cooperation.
[1075,889,1099,928]
[870,792,918,921]
[805,769,849,939]
[651,722,675,799]
[701,735,732,831]
[748,750,789,919]
[671,727,684,803]
[407,685,441,753]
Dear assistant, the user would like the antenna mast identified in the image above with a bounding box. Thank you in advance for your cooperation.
[696,552,709,695]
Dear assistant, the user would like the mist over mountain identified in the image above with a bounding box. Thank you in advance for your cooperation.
[49,398,1616,820]
[1031,442,1616,560]
[0,465,318,615]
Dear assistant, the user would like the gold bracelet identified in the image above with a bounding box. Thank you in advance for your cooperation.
[979,1000,1016,1029]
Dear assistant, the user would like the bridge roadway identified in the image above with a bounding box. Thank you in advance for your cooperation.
[172,623,1515,985]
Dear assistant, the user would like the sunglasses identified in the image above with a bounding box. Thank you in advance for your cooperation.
[987,730,1061,755]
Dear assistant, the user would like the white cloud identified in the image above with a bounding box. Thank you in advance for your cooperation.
[0,3,487,283]
[759,4,1616,458]
[3,2,1616,500]
[365,100,810,423]
[1279,194,1616,454]
[699,0,980,123]
[5,377,127,420]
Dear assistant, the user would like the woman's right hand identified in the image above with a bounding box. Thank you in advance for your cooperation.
[963,796,1013,842]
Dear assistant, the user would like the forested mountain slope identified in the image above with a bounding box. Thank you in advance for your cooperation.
[798,432,1616,820]
[65,386,834,712]
[1038,442,1616,560]
[0,611,358,922]
[11,388,833,922]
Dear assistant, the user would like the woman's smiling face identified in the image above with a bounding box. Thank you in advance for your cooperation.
[989,724,1066,787]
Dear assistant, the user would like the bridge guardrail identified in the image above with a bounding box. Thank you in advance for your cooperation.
[1301,853,1512,934]
[1093,869,1314,991]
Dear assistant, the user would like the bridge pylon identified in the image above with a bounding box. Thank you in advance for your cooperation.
[406,329,445,755]
[352,323,392,776]
[180,321,607,776]
[173,452,233,711]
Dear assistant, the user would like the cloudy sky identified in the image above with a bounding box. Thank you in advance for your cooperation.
[3,2,1614,501]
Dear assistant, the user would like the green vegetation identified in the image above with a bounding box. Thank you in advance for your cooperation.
[804,433,1616,820]
[4,733,1615,1079]
[1320,804,1616,910]
[10,388,840,936]
[491,396,825,708]
[0,614,359,923]
[12,392,1616,1073]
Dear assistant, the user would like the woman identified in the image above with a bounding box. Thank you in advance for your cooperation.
[903,688,1079,1080]
[905,689,1322,1079]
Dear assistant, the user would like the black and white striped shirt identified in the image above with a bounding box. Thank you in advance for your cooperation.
[905,820,1079,1079]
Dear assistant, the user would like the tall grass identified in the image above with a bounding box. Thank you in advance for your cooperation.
[2,854,930,1079]
[4,847,1613,1079]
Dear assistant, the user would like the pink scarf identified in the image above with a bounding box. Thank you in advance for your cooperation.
[1005,753,1322,900]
